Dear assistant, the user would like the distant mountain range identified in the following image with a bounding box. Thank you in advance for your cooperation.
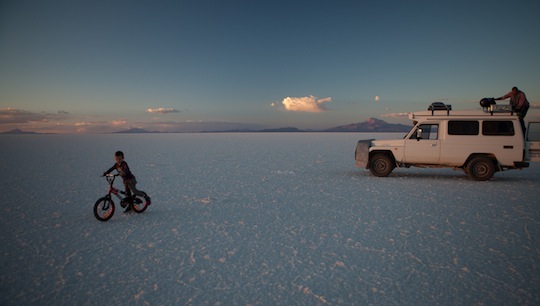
[114,118,411,133]
[323,118,411,132]
[203,127,305,133]
[113,128,160,134]
[1,118,412,134]
[0,129,40,134]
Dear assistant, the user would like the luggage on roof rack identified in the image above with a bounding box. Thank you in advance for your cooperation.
[490,104,512,112]
[479,97,513,114]
[428,102,451,115]
[479,98,496,109]
[428,102,451,110]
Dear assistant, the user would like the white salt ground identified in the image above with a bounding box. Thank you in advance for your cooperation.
[0,133,539,305]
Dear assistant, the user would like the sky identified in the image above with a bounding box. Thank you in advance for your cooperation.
[1,0,539,133]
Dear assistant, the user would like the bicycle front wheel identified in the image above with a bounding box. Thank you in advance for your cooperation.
[94,197,115,221]
[132,194,150,213]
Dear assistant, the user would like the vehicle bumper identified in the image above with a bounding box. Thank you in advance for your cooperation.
[355,139,373,168]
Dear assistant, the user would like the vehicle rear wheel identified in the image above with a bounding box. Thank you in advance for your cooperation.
[466,156,495,181]
[369,153,395,177]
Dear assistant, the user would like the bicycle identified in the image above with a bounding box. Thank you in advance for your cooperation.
[94,174,151,221]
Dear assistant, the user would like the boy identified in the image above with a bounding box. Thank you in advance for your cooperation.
[103,151,150,212]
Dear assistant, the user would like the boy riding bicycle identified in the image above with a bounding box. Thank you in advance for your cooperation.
[103,151,150,212]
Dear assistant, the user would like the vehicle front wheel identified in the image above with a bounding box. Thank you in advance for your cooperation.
[466,156,495,181]
[369,153,395,177]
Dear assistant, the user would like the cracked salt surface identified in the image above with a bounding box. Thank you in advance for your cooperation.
[0,133,539,305]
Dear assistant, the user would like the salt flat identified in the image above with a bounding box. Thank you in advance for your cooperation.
[1,133,539,305]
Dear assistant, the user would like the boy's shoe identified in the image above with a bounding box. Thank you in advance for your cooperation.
[124,205,133,213]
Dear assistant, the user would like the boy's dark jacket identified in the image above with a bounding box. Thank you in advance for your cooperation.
[105,161,135,182]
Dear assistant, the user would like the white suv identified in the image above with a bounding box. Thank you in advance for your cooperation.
[355,103,540,180]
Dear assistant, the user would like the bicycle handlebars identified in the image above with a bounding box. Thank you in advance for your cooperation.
[102,173,120,185]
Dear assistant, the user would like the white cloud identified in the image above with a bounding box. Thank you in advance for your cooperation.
[281,96,332,112]
[381,112,409,118]
[146,108,180,114]
[111,120,128,126]
[0,108,68,123]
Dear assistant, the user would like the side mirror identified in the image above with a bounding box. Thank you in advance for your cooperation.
[416,128,423,141]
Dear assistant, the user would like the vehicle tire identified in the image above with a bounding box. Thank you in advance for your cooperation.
[94,197,115,221]
[466,156,495,181]
[369,153,395,177]
[132,194,150,213]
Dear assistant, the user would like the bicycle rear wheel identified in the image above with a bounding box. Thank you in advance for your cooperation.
[132,194,150,213]
[94,197,115,221]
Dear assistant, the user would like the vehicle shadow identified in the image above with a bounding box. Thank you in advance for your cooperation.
[347,168,532,182]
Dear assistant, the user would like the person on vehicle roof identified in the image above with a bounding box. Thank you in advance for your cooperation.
[495,86,529,134]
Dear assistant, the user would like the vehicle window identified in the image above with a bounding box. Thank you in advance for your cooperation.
[482,121,515,136]
[448,121,479,135]
[410,124,438,140]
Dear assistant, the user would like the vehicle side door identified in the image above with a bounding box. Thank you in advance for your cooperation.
[403,123,441,164]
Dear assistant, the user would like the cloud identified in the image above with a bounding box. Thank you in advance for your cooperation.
[146,107,180,114]
[0,108,68,124]
[381,112,409,118]
[111,120,128,126]
[281,96,332,112]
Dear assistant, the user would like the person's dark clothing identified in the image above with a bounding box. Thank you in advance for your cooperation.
[105,161,135,182]
[104,161,144,198]
[498,90,529,135]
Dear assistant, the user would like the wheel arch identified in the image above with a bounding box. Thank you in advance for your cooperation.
[368,150,397,168]
[464,153,498,168]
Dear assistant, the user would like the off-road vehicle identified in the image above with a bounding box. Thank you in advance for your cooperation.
[355,102,540,180]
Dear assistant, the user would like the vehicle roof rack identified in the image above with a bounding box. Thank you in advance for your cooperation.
[428,102,451,115]
[408,107,517,120]
[479,98,514,115]
[485,104,514,116]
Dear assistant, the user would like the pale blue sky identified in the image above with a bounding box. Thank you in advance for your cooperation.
[1,0,539,133]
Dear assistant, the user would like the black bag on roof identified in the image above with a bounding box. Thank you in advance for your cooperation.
[479,98,496,108]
